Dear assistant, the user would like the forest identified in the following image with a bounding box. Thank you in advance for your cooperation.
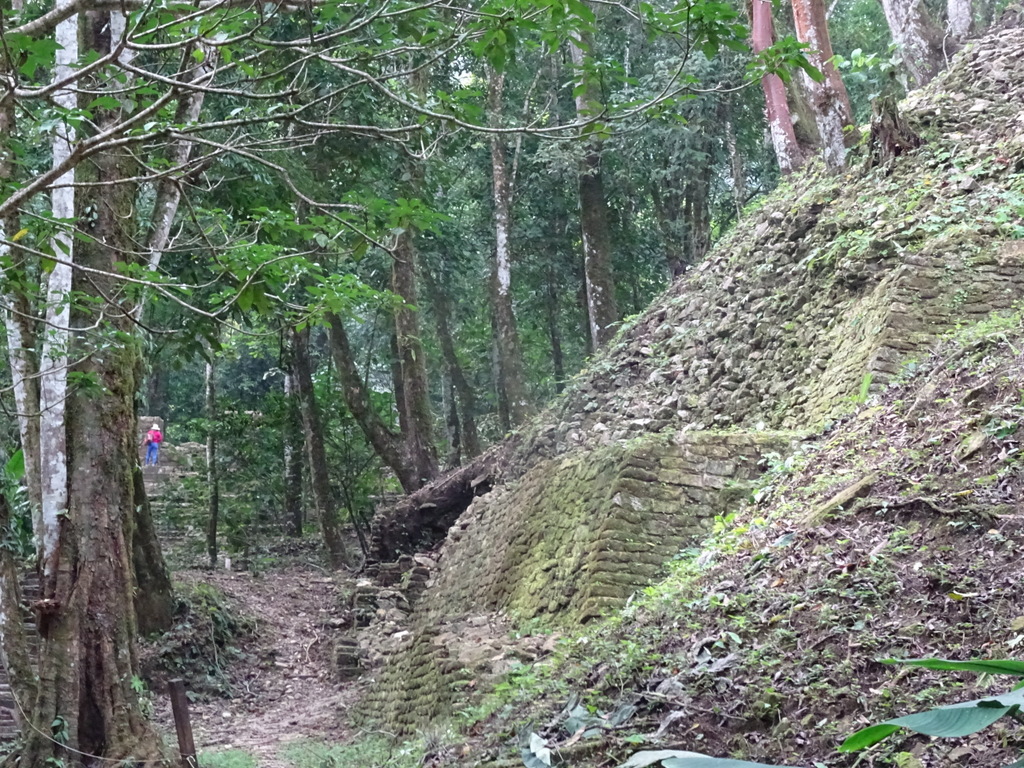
[1,0,1023,765]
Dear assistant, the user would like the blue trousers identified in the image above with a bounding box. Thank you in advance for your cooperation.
[146,442,160,466]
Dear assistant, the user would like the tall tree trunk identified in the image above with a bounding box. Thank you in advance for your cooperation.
[390,331,411,438]
[0,88,42,512]
[205,358,220,568]
[391,201,439,488]
[751,0,805,173]
[282,361,304,537]
[326,316,422,493]
[145,365,168,416]
[488,66,533,426]
[489,302,512,434]
[791,0,854,170]
[545,260,566,393]
[947,0,972,43]
[568,34,620,348]
[441,375,461,467]
[878,0,946,86]
[20,12,163,758]
[36,4,78,578]
[292,327,349,568]
[685,143,713,264]
[422,266,481,459]
[724,98,746,220]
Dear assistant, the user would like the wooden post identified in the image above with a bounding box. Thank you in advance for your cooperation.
[169,678,198,768]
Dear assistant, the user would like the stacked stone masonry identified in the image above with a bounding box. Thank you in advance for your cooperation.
[361,431,800,732]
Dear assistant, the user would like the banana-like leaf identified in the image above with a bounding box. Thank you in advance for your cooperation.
[840,688,1024,752]
[885,658,1024,677]
[619,750,793,768]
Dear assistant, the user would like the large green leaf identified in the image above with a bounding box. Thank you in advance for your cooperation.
[619,751,793,768]
[840,688,1024,752]
[885,658,1024,677]
[4,449,24,481]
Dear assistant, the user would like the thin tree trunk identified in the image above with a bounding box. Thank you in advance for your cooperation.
[650,181,686,278]
[292,327,349,568]
[282,364,304,537]
[488,66,533,426]
[0,90,42,513]
[441,374,461,467]
[489,300,512,434]
[752,0,805,173]
[326,315,422,493]
[878,0,946,86]
[391,207,439,488]
[205,358,219,568]
[390,331,411,438]
[422,266,481,460]
[545,260,566,393]
[791,0,854,169]
[569,33,620,348]
[724,98,746,220]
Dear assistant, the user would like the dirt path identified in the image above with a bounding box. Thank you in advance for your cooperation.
[154,566,361,768]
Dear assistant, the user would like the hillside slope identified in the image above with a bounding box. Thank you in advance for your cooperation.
[351,26,1024,763]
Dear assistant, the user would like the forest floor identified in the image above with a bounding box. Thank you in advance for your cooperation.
[151,561,363,768]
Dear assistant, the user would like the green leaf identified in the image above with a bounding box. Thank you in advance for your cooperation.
[4,450,25,481]
[620,751,794,768]
[840,688,1024,752]
[885,658,1024,677]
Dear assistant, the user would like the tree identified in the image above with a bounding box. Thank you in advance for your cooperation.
[487,65,533,425]
[877,0,946,86]
[790,0,855,169]
[752,0,805,173]
[292,326,350,569]
[568,19,620,348]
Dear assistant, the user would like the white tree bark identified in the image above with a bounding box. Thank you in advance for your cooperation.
[2,288,41,512]
[879,0,945,86]
[947,0,973,42]
[37,5,77,573]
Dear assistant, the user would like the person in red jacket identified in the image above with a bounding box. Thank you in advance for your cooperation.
[144,423,163,466]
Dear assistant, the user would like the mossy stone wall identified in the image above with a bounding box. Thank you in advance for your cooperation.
[362,430,798,732]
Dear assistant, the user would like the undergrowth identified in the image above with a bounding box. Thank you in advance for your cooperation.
[141,581,256,698]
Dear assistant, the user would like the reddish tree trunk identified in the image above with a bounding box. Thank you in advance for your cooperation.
[752,0,805,173]
[790,0,854,169]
